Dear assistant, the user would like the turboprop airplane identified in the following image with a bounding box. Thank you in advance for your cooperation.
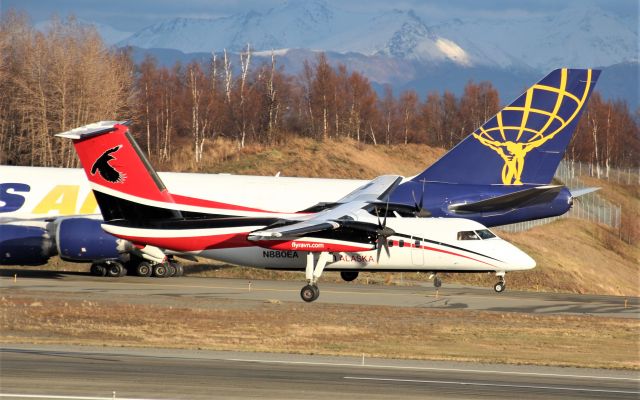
[59,120,536,301]
[3,68,598,283]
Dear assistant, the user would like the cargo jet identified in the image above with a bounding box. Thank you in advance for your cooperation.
[60,120,536,301]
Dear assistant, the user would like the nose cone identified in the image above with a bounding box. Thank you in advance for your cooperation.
[513,251,537,270]
[502,242,536,270]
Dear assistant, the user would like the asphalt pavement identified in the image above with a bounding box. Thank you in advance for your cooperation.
[1,345,638,400]
[0,270,638,318]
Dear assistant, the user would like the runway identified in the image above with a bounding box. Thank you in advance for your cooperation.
[0,270,638,318]
[1,345,638,399]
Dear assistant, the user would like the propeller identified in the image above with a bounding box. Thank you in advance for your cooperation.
[411,180,431,217]
[374,200,395,262]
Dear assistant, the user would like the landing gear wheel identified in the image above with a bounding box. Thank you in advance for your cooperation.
[136,261,153,277]
[494,281,506,293]
[434,276,442,288]
[340,271,358,282]
[153,263,168,278]
[300,284,320,302]
[106,261,125,278]
[90,263,107,277]
[167,263,177,277]
[173,262,184,277]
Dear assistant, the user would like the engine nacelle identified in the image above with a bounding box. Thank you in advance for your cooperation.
[56,218,120,261]
[0,225,54,265]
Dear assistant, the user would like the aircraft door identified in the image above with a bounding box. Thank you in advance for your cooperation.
[411,236,423,266]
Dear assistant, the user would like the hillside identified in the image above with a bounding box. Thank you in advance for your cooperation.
[165,135,446,179]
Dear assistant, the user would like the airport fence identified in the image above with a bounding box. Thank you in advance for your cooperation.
[497,161,631,234]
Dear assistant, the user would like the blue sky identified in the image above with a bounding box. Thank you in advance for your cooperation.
[3,0,638,31]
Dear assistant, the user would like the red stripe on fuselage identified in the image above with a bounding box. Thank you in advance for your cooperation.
[114,232,254,252]
[170,193,301,214]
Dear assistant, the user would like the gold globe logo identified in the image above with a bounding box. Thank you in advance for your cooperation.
[472,68,594,185]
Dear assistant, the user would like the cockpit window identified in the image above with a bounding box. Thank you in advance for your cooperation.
[457,231,480,240]
[475,229,496,239]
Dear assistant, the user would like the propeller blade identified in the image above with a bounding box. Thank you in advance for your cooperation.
[382,199,389,228]
[383,237,390,257]
[376,234,392,262]
[411,181,431,217]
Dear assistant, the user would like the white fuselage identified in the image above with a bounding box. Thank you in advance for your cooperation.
[101,213,536,274]
[0,166,365,220]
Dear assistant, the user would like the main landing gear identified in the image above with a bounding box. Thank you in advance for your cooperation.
[89,257,184,278]
[90,260,126,277]
[494,272,506,293]
[300,252,332,302]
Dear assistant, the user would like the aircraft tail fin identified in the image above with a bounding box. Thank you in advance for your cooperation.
[57,121,181,222]
[413,68,600,186]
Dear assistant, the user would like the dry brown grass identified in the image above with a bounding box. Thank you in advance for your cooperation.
[1,292,637,370]
[158,136,444,179]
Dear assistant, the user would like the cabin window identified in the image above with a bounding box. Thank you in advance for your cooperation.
[414,240,421,247]
[399,240,405,247]
[388,240,394,247]
[475,229,496,239]
[457,230,480,240]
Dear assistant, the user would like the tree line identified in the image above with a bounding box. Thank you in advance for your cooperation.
[1,14,638,171]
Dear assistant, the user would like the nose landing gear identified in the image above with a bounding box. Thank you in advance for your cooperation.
[494,272,506,293]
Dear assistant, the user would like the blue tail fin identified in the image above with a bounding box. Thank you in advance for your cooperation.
[414,68,600,185]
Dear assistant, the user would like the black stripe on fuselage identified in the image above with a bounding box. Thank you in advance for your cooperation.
[94,190,281,228]
[394,232,503,263]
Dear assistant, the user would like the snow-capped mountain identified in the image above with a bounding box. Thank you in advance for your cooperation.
[117,0,637,72]
[118,1,477,67]
[71,0,637,108]
[35,19,133,45]
[432,5,639,71]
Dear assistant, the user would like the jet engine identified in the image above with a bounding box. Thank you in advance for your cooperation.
[0,225,54,265]
[55,217,120,261]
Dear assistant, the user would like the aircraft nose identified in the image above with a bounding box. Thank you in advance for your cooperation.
[510,247,536,270]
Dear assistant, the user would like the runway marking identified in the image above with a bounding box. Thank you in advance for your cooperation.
[0,394,163,400]
[221,356,640,381]
[343,376,640,394]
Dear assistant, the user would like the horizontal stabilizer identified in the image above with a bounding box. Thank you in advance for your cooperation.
[55,120,131,139]
[570,187,600,197]
[449,185,564,213]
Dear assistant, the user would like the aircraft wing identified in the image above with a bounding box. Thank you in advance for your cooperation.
[449,185,564,213]
[248,175,402,240]
[335,175,404,203]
